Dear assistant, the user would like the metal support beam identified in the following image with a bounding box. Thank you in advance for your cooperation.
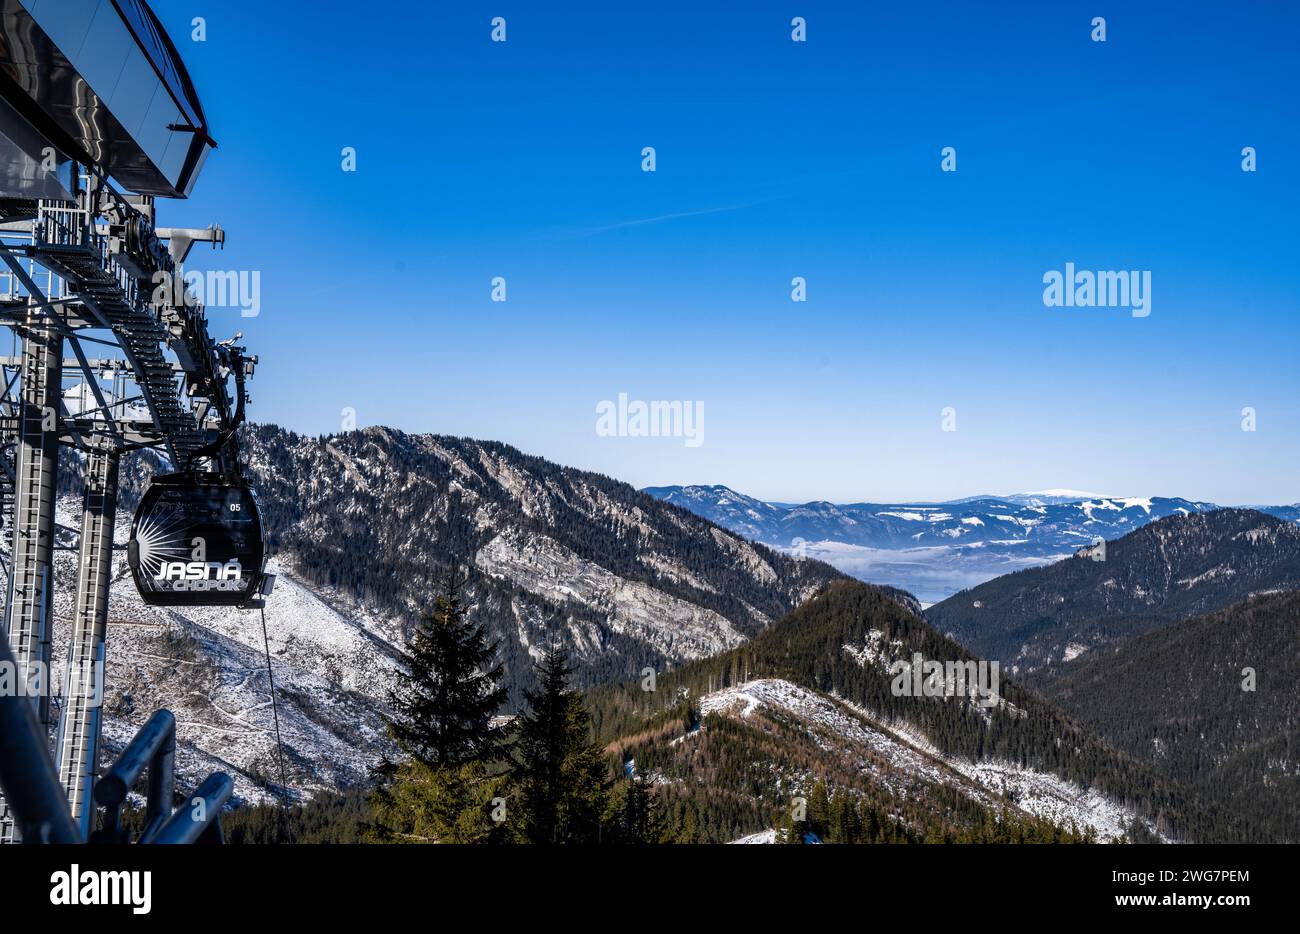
[0,169,255,847]
[155,225,224,265]
[55,445,119,841]
[0,312,61,843]
[4,313,62,724]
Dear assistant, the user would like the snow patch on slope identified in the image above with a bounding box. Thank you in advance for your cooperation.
[699,678,1165,843]
[45,498,399,806]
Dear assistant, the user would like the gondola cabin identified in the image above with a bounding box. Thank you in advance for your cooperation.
[127,473,266,606]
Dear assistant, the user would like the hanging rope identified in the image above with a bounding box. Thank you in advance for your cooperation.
[258,604,293,841]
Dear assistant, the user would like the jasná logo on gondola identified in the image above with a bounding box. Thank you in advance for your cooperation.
[155,559,246,592]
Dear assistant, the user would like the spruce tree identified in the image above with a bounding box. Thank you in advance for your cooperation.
[603,778,667,844]
[370,575,510,843]
[776,814,805,844]
[369,759,508,844]
[675,804,700,844]
[807,781,831,841]
[387,575,507,768]
[512,647,610,843]
[832,791,862,844]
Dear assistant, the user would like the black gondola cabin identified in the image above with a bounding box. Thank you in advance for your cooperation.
[128,473,266,606]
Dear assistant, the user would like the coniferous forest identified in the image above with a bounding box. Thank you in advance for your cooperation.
[52,427,1294,846]
[221,575,1288,845]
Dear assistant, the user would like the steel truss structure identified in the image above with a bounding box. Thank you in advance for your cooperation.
[0,172,254,842]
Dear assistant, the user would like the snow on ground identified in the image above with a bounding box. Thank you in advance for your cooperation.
[869,709,1162,841]
[841,629,903,669]
[729,829,777,844]
[44,497,399,805]
[699,678,1167,843]
[700,679,1001,806]
[952,760,1151,843]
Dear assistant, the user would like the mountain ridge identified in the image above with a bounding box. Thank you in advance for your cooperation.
[1045,589,1300,841]
[925,508,1300,676]
[588,578,1264,843]
[40,425,846,804]
[644,483,1300,603]
[36,425,1291,843]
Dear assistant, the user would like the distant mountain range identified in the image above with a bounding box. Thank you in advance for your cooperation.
[38,429,1293,843]
[643,485,1300,603]
[948,489,1116,507]
[926,508,1300,675]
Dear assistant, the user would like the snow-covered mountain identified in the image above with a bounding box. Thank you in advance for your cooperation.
[231,427,839,699]
[644,484,1298,603]
[27,431,1287,836]
[944,489,1114,507]
[998,489,1112,507]
[701,678,1159,843]
[644,485,1226,550]
[593,579,1259,843]
[37,427,842,804]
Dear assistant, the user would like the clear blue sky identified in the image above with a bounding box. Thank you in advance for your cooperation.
[156,0,1298,505]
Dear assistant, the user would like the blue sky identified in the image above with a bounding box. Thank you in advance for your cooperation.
[156,0,1298,504]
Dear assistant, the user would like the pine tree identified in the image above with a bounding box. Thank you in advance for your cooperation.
[369,760,508,844]
[776,794,807,845]
[603,778,667,844]
[512,647,610,843]
[806,780,831,841]
[776,814,805,844]
[830,790,861,844]
[386,575,507,768]
[369,575,511,843]
[675,803,700,844]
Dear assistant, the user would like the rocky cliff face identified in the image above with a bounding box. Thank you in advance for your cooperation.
[37,425,842,803]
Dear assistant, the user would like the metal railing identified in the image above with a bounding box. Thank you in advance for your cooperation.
[92,708,234,844]
[0,627,232,845]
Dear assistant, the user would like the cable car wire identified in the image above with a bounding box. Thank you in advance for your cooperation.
[258,604,293,841]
